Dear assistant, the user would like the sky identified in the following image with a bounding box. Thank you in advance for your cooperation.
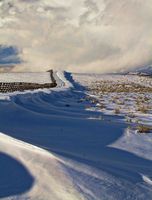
[0,0,152,73]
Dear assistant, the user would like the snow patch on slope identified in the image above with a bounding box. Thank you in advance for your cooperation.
[0,132,84,200]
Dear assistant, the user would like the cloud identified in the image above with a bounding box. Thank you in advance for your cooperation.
[0,45,21,72]
[0,45,21,65]
[0,0,152,73]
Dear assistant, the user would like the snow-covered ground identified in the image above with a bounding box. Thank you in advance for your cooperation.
[0,71,152,200]
[73,73,152,87]
[0,72,51,83]
[73,73,152,127]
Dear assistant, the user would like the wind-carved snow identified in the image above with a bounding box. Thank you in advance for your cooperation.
[0,71,152,200]
[0,133,84,200]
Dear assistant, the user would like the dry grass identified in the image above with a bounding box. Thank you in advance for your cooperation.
[98,103,105,109]
[85,96,99,104]
[137,105,150,113]
[128,113,136,118]
[114,108,120,114]
[89,81,152,93]
[136,125,152,133]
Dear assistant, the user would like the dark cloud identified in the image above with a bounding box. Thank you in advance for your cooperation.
[0,45,21,66]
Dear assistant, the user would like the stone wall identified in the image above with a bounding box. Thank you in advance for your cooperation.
[0,70,57,93]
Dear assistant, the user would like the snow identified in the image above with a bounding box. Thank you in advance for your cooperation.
[0,71,152,199]
[0,133,84,200]
[73,73,152,87]
[0,72,51,83]
[128,65,152,75]
[0,95,10,101]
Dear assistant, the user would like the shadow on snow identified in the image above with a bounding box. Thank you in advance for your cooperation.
[0,72,152,189]
[0,152,34,198]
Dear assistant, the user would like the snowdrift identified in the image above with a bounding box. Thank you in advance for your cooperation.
[0,71,152,200]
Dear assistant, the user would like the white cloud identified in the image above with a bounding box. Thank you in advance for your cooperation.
[0,0,152,73]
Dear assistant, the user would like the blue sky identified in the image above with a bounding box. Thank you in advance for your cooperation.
[0,0,152,72]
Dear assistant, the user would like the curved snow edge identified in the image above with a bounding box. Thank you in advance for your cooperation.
[56,71,73,88]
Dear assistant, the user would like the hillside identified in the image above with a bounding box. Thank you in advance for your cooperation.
[127,65,152,76]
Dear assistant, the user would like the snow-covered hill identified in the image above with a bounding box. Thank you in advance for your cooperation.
[126,65,152,76]
[136,65,152,75]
